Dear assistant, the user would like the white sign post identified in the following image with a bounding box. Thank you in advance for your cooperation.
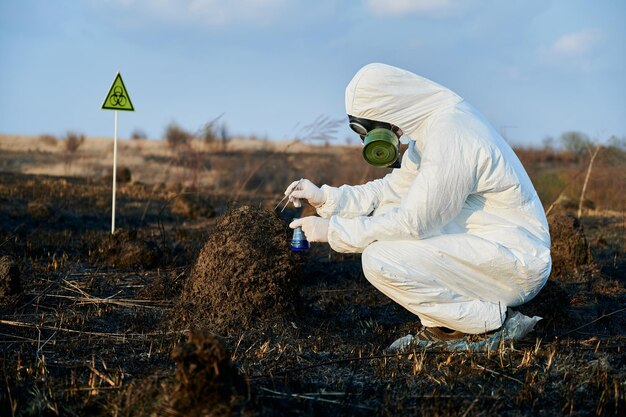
[112,110,118,234]
[101,72,134,234]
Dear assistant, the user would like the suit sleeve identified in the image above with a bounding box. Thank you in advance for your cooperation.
[327,129,476,253]
[315,146,418,219]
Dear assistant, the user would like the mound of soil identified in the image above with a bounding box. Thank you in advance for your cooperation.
[93,230,162,269]
[178,205,300,333]
[0,255,20,301]
[117,167,132,183]
[547,211,593,279]
[103,166,132,183]
[168,331,244,416]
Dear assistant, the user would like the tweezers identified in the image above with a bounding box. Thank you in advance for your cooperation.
[274,178,303,213]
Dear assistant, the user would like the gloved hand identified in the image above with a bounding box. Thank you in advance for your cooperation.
[284,179,325,208]
[289,217,329,242]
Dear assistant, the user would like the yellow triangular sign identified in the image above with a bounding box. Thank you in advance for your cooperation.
[102,72,134,111]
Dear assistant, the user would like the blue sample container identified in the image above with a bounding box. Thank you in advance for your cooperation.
[290,225,310,251]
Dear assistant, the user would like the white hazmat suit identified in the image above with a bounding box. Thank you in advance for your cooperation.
[313,63,551,334]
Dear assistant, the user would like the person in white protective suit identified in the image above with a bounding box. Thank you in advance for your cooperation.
[285,63,551,340]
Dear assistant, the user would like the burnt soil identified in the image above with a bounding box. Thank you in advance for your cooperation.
[0,171,624,416]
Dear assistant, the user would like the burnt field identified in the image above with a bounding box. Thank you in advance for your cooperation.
[0,143,625,416]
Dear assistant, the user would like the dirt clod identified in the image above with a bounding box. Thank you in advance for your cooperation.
[117,167,132,183]
[168,331,243,416]
[179,205,299,333]
[0,255,20,300]
[103,166,132,183]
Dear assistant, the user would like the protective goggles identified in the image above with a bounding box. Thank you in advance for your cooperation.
[348,116,402,168]
[348,116,401,140]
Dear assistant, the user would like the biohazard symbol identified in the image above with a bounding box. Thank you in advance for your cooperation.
[102,73,134,111]
[109,86,127,107]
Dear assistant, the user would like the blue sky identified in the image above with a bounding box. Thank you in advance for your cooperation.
[1,0,624,146]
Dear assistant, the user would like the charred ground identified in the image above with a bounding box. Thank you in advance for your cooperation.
[0,167,624,416]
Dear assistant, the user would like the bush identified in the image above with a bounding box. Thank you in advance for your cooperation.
[560,131,591,158]
[64,132,85,153]
[218,123,230,151]
[200,117,230,151]
[165,122,192,151]
[131,129,147,140]
[201,120,218,146]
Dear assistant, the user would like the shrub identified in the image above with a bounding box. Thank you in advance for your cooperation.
[200,117,230,151]
[560,131,591,158]
[200,119,219,146]
[64,132,85,153]
[62,131,85,174]
[131,129,147,140]
[218,123,230,151]
[165,122,192,151]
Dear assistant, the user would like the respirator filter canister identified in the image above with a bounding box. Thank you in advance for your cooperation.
[362,128,400,168]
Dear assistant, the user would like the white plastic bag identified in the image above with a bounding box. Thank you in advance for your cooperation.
[386,311,542,353]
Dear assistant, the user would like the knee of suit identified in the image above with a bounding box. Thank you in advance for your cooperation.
[361,242,387,283]
[361,241,404,285]
[361,243,377,279]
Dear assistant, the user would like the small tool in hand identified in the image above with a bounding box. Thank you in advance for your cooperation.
[274,194,289,211]
[274,178,303,213]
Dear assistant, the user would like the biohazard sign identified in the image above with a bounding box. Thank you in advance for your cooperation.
[101,72,134,111]
[101,72,135,234]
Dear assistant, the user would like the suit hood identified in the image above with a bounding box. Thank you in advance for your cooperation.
[345,63,463,135]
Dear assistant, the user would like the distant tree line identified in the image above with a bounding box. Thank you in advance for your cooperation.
[542,131,626,156]
[37,127,625,156]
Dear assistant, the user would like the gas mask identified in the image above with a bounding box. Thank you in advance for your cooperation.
[348,115,402,168]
